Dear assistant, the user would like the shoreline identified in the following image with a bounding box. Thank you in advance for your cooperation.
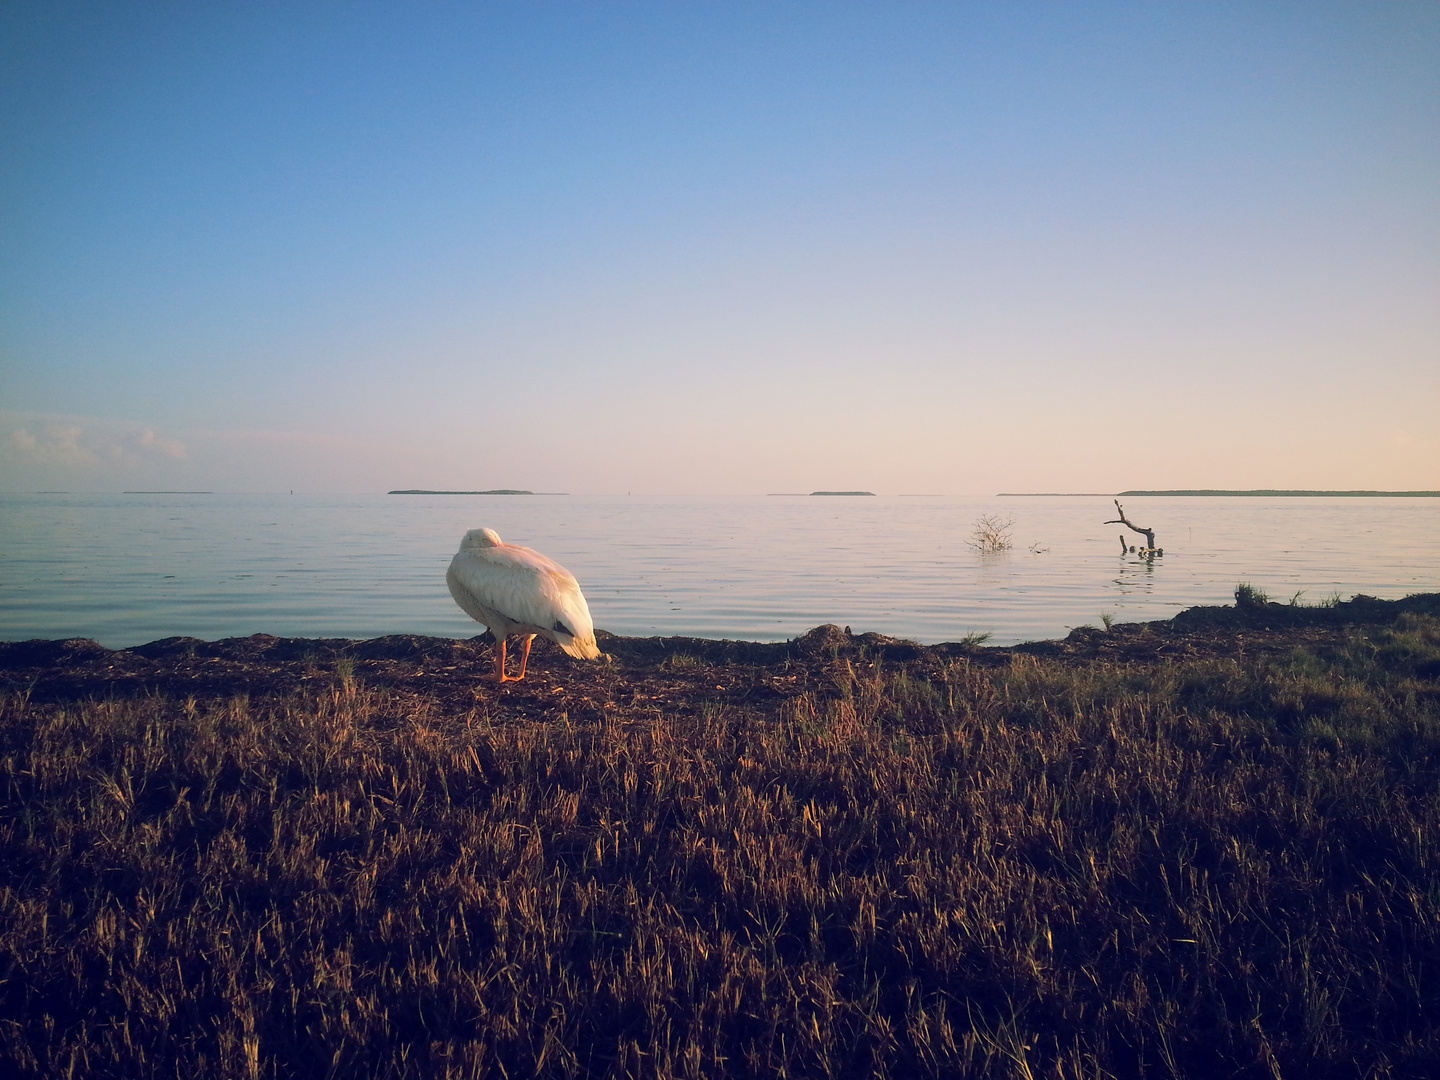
[5,592,1437,707]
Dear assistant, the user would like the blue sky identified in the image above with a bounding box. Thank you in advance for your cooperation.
[2,2,1436,493]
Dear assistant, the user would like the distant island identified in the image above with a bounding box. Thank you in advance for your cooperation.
[809,490,876,496]
[1117,489,1440,498]
[123,491,213,495]
[999,490,1439,498]
[388,489,535,495]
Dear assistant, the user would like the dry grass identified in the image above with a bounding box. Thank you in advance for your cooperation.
[3,616,1440,1078]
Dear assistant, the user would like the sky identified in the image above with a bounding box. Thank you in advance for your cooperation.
[1,2,1437,495]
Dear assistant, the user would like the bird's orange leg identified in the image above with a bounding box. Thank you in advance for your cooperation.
[494,637,510,682]
[515,635,535,680]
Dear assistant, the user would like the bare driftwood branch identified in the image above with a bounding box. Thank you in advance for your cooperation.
[1105,499,1159,552]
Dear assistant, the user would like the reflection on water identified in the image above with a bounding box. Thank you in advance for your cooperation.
[1,493,1436,648]
[1113,552,1163,594]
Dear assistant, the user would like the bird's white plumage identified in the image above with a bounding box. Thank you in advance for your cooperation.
[446,528,600,661]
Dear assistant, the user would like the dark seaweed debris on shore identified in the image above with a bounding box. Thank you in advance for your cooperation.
[2,594,1439,1077]
[5,592,1437,707]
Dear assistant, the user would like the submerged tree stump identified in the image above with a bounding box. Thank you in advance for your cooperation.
[1106,499,1163,556]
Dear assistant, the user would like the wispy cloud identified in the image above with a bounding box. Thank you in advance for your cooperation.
[2,412,187,469]
[0,411,437,492]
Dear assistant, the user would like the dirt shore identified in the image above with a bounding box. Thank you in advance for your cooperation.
[6,592,1438,716]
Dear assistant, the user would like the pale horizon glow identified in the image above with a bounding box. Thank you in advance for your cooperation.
[2,2,1437,495]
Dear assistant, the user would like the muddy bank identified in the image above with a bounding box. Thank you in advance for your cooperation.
[4,592,1437,714]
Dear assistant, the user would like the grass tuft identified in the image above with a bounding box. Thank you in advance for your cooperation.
[1235,582,1270,607]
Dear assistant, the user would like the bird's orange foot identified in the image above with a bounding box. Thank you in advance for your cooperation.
[493,637,530,682]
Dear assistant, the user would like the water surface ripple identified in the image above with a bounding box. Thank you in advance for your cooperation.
[2,494,1435,648]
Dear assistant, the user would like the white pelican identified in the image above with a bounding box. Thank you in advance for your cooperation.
[446,528,601,682]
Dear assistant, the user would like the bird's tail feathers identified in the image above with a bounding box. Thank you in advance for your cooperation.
[559,635,601,661]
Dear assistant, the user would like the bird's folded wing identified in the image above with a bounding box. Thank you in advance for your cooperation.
[448,548,585,633]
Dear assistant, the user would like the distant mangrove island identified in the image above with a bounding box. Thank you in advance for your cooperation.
[1117,489,1440,497]
[388,489,536,495]
[999,490,1439,497]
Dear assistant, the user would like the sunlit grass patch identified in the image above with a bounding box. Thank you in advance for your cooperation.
[2,624,1438,1077]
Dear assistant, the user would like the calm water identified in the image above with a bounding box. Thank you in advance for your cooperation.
[1,493,1436,649]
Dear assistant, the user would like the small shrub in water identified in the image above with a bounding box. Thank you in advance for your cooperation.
[968,515,1014,554]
